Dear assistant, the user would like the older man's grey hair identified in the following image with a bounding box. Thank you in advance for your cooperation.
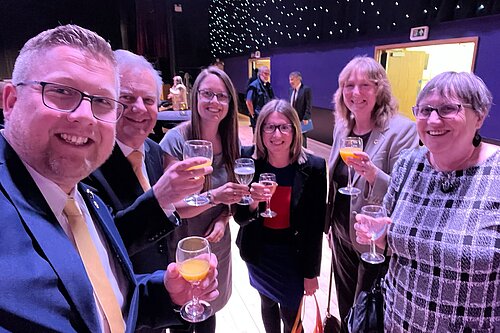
[114,49,163,99]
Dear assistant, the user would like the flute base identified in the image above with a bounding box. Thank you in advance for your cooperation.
[180,300,213,323]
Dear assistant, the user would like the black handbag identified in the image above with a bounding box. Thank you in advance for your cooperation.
[345,250,387,333]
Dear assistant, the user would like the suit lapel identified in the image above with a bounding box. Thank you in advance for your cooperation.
[143,139,163,185]
[100,146,145,206]
[291,162,308,213]
[79,184,135,283]
[0,138,101,332]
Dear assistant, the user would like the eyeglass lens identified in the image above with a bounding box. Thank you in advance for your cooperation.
[42,83,123,122]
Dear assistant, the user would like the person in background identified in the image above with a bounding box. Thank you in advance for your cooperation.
[246,65,274,132]
[0,24,218,332]
[160,66,249,333]
[326,55,419,331]
[169,75,188,110]
[234,99,327,333]
[289,71,312,148]
[84,50,209,295]
[211,58,225,71]
[355,71,500,332]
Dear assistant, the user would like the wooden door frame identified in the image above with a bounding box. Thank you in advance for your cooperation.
[374,36,479,72]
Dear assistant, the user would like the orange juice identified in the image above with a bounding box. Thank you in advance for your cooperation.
[339,147,362,164]
[179,258,210,282]
[187,160,212,171]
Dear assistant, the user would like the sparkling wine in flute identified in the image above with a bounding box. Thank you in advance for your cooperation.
[235,167,254,185]
[259,173,277,218]
[183,140,213,206]
[176,236,213,323]
[234,158,255,205]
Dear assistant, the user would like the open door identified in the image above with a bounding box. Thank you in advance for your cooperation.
[248,57,271,81]
[375,37,478,120]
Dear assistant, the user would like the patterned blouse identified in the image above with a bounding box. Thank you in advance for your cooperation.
[383,146,500,333]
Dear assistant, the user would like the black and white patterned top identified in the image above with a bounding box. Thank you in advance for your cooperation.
[383,146,500,333]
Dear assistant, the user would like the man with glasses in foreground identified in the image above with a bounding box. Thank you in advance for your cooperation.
[0,25,217,332]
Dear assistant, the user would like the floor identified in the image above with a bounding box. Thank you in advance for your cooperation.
[170,114,339,332]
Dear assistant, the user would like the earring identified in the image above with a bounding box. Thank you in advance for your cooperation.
[472,131,482,147]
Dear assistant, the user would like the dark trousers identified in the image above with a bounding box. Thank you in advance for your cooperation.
[250,114,258,133]
[302,133,308,148]
[331,235,387,333]
[259,293,299,333]
[168,314,216,333]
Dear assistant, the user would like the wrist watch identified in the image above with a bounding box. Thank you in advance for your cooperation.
[206,190,217,207]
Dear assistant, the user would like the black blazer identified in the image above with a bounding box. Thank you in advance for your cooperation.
[233,153,327,278]
[84,138,176,274]
[289,83,312,121]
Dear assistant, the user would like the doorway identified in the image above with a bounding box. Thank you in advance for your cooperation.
[248,57,271,82]
[375,37,478,120]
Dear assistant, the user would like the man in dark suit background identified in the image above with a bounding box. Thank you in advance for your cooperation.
[289,71,312,147]
[0,25,217,332]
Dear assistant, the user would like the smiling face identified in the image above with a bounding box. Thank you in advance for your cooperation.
[417,91,482,158]
[342,70,377,120]
[117,67,158,148]
[196,73,229,124]
[3,46,116,192]
[262,111,294,158]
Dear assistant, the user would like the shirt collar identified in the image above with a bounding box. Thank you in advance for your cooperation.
[116,139,145,157]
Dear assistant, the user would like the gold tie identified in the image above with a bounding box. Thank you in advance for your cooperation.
[64,198,125,333]
[127,150,151,192]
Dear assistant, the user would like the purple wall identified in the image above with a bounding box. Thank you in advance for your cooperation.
[225,14,500,141]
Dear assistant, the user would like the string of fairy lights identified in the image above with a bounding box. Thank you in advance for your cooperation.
[208,0,494,58]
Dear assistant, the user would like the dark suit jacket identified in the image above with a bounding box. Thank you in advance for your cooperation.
[233,153,327,279]
[289,83,312,121]
[0,136,180,332]
[85,138,177,273]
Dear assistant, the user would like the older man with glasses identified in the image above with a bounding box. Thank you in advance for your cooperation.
[0,25,217,332]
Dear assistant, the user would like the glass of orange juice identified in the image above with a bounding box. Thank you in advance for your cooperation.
[176,236,213,322]
[183,140,213,206]
[338,136,363,196]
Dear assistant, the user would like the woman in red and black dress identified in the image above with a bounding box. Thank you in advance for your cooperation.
[233,99,327,333]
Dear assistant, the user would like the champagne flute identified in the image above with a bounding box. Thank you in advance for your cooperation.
[338,137,363,196]
[183,140,213,206]
[234,158,255,205]
[176,236,213,322]
[259,173,277,218]
[359,205,387,264]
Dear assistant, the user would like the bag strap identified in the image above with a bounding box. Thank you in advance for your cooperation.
[326,249,334,316]
[291,294,324,333]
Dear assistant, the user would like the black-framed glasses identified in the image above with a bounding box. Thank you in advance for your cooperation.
[198,89,231,104]
[412,103,472,119]
[16,81,125,123]
[262,123,294,134]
